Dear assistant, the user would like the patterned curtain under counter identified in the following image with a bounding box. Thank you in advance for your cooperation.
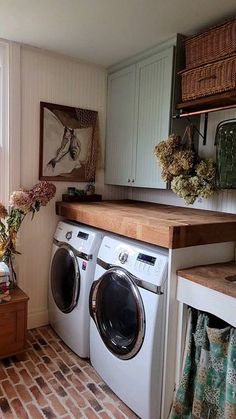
[171,308,236,419]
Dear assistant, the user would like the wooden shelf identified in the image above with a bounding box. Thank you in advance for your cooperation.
[177,262,236,328]
[176,90,236,116]
[177,261,236,299]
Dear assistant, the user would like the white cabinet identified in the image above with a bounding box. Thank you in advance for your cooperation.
[105,47,174,188]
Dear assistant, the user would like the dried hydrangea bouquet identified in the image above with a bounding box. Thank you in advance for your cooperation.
[154,129,216,204]
[0,181,56,287]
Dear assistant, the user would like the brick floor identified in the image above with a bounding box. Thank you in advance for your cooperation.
[0,326,138,419]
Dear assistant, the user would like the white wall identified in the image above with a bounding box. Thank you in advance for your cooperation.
[18,46,126,328]
[128,108,236,214]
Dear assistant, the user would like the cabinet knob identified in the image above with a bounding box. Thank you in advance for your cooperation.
[132,179,134,183]
[128,179,131,183]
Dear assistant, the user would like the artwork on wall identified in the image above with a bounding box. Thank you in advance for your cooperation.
[39,102,98,182]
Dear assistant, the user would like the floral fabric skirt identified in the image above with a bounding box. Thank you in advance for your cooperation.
[170,309,236,419]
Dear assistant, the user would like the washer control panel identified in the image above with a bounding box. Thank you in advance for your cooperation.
[54,221,102,255]
[98,237,168,287]
[116,248,158,270]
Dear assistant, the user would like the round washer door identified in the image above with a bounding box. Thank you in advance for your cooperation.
[51,245,80,313]
[90,268,145,360]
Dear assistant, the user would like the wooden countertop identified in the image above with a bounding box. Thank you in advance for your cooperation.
[177,262,236,299]
[56,200,236,249]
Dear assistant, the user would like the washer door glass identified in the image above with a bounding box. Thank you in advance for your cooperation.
[51,246,79,313]
[92,269,145,359]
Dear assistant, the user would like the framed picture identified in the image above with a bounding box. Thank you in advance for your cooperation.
[39,102,98,182]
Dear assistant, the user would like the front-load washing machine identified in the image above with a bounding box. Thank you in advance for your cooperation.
[49,220,103,358]
[89,235,168,419]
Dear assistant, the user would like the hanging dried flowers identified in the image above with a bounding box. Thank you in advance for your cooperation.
[154,128,216,204]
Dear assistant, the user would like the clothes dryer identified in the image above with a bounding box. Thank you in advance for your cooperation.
[49,221,103,357]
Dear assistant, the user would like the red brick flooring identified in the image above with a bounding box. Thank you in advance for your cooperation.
[0,326,138,418]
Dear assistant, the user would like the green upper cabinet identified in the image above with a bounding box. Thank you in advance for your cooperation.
[134,49,173,188]
[105,65,136,186]
[105,45,174,188]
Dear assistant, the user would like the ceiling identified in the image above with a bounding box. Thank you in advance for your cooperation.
[0,0,235,66]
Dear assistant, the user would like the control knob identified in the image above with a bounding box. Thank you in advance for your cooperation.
[65,231,72,240]
[119,251,129,264]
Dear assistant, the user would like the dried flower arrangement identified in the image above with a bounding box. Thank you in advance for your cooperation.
[154,131,216,204]
[0,181,56,286]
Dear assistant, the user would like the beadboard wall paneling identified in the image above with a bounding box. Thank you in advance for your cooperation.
[19,47,127,328]
[128,108,236,213]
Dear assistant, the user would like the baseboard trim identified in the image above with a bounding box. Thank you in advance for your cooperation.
[28,309,49,329]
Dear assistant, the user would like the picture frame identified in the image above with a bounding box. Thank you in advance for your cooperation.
[39,101,98,182]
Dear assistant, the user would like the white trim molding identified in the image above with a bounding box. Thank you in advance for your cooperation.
[28,308,49,329]
[0,41,9,205]
[0,41,21,204]
[9,42,21,192]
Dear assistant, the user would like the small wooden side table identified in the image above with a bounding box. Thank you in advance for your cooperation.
[0,286,29,358]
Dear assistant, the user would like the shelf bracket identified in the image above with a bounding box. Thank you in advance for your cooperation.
[173,111,209,146]
[186,113,208,146]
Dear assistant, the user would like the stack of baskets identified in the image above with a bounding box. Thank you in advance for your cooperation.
[180,18,236,102]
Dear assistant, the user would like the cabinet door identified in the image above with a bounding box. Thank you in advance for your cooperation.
[133,48,174,188]
[105,66,136,186]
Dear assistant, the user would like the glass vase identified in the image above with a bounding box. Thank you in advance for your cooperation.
[8,256,17,289]
[1,255,17,289]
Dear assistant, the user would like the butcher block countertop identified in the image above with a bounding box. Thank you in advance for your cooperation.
[177,262,236,299]
[56,200,236,249]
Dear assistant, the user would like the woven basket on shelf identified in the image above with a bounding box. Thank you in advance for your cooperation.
[180,55,236,102]
[185,18,236,69]
[215,119,236,189]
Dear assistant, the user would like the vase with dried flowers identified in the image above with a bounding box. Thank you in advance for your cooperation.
[0,181,56,288]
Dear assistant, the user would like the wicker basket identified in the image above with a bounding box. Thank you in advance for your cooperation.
[216,119,236,189]
[185,18,236,69]
[180,55,236,102]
